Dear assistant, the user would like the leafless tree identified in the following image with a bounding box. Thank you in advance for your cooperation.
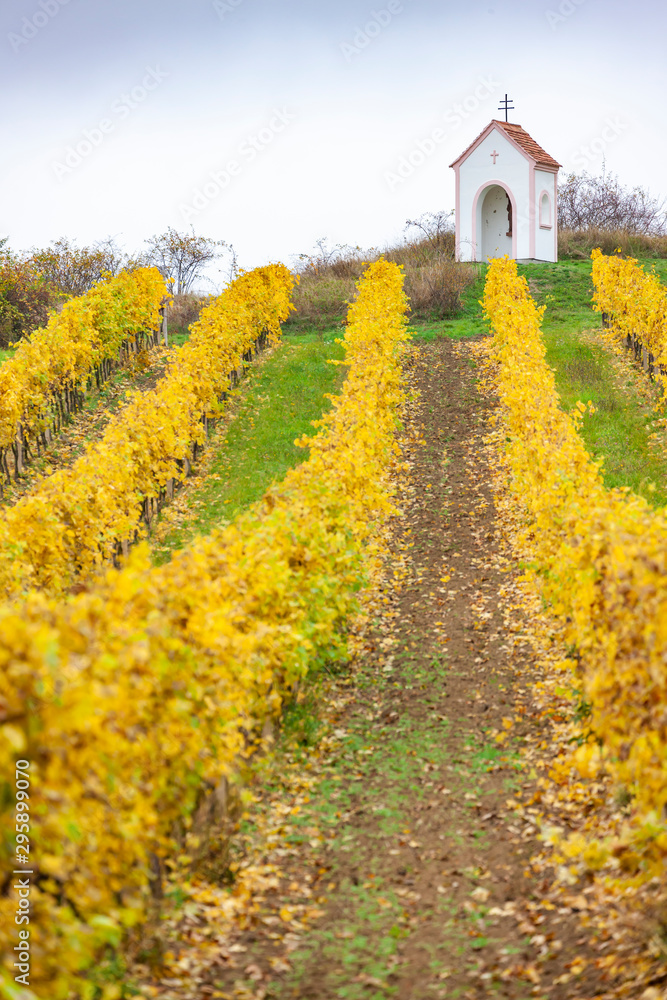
[93,236,128,276]
[225,245,239,283]
[142,227,227,295]
[28,237,128,296]
[558,171,667,235]
[404,210,455,252]
[294,237,360,275]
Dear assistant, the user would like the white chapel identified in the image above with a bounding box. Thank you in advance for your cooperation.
[450,118,561,263]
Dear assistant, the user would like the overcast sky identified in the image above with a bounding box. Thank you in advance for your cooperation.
[1,0,663,287]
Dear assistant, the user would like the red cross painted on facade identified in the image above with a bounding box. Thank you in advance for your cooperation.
[490,150,499,165]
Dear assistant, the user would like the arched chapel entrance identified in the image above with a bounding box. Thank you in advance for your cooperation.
[450,118,560,262]
[480,184,512,262]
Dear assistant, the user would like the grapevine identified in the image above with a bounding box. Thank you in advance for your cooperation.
[483,256,667,878]
[0,258,409,997]
[0,267,168,485]
[0,265,294,599]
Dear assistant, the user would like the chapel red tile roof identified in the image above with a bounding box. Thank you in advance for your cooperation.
[492,120,561,169]
[450,120,561,170]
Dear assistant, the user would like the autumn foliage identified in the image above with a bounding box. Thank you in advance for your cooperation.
[0,265,294,599]
[483,256,667,878]
[0,267,167,484]
[591,247,667,389]
[0,255,58,348]
[0,258,408,997]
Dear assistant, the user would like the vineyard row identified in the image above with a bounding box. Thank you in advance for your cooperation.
[591,248,667,386]
[0,267,168,489]
[484,256,667,882]
[0,258,409,997]
[0,264,294,600]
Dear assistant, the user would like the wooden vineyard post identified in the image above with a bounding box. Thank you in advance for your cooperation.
[161,300,168,347]
[13,424,25,479]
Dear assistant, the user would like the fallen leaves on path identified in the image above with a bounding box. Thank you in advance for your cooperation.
[130,337,667,1000]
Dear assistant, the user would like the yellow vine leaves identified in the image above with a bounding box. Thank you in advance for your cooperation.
[591,247,667,376]
[0,259,409,998]
[0,268,167,452]
[482,255,667,882]
[0,265,294,599]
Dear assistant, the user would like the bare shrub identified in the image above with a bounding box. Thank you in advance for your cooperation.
[289,238,365,327]
[558,172,667,235]
[28,237,127,297]
[558,227,667,260]
[401,210,456,256]
[294,237,363,276]
[288,214,473,326]
[0,250,59,347]
[402,258,475,316]
[167,293,209,336]
[142,227,228,295]
[387,211,470,316]
[290,274,359,326]
[329,256,367,279]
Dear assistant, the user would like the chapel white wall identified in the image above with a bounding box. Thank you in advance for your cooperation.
[455,128,559,263]
[534,167,558,262]
[457,129,530,261]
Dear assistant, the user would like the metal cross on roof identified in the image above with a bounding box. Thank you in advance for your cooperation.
[498,94,515,122]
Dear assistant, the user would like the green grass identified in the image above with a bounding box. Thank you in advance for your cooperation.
[409,266,487,341]
[0,348,15,364]
[168,330,190,349]
[518,260,667,508]
[405,255,667,507]
[222,645,514,999]
[152,327,346,563]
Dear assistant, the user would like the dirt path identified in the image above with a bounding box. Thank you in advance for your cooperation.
[139,339,621,1000]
